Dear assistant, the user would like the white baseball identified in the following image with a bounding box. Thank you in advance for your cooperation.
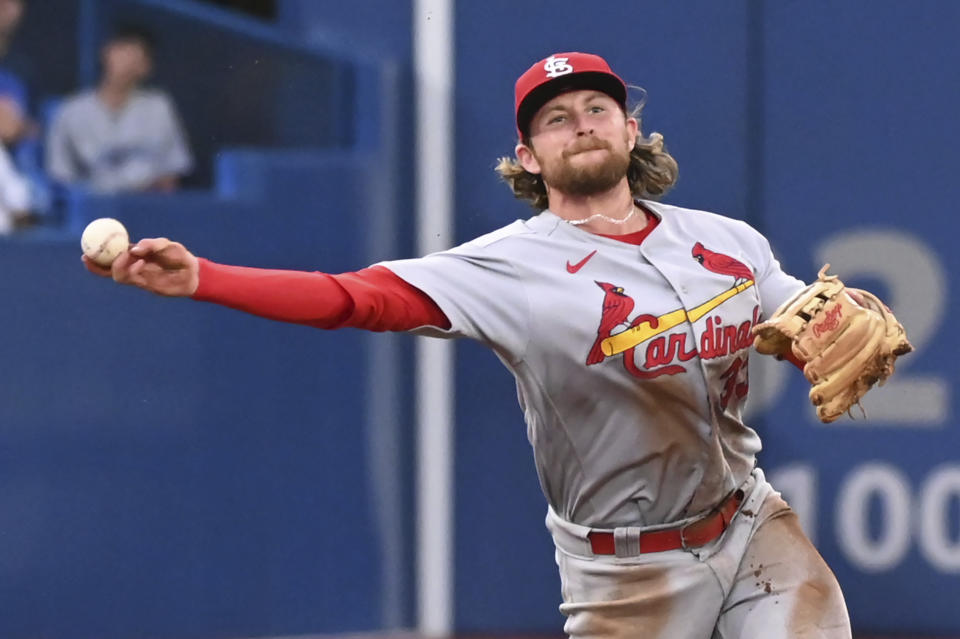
[81,218,130,267]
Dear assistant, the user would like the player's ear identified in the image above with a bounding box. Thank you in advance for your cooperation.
[625,117,638,150]
[516,143,541,175]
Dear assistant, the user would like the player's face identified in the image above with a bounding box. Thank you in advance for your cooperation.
[517,90,638,197]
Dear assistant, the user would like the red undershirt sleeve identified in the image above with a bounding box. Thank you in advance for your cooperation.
[779,347,806,371]
[190,258,451,332]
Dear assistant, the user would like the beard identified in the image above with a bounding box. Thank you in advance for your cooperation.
[536,136,631,197]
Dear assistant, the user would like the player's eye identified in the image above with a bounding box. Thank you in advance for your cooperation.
[588,105,605,114]
[547,114,566,125]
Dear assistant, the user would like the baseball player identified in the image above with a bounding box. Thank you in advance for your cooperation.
[85,52,861,638]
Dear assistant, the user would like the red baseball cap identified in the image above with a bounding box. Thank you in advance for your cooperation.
[514,52,627,138]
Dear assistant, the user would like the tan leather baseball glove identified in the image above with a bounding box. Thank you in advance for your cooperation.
[752,265,914,422]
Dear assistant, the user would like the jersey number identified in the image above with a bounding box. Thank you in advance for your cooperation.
[720,354,749,410]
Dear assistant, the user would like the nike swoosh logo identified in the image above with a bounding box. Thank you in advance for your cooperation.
[566,250,598,274]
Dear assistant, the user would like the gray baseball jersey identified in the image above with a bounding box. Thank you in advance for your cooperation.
[380,200,804,529]
[46,88,193,193]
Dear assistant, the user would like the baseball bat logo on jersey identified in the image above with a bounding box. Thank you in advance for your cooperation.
[586,243,759,379]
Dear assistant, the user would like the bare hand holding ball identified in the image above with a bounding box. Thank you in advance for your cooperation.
[81,220,199,297]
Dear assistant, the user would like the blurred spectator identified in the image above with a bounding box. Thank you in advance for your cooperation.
[46,25,193,194]
[0,0,29,146]
[0,0,35,232]
[0,144,31,232]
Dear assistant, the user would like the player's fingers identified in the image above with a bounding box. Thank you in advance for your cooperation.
[81,255,113,278]
[152,242,193,269]
[109,250,138,283]
[112,257,143,285]
[152,243,182,265]
[128,258,147,278]
[129,237,172,257]
[133,238,192,269]
[126,258,152,289]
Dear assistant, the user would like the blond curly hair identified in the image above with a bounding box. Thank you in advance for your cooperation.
[495,101,678,211]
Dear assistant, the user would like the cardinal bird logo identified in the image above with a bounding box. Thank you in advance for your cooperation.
[586,281,635,365]
[692,242,754,285]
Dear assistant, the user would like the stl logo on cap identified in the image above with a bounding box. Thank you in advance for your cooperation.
[543,55,574,78]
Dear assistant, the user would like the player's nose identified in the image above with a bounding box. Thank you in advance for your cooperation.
[571,112,594,135]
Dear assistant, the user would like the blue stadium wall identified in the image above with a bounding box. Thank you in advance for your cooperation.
[0,1,957,637]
